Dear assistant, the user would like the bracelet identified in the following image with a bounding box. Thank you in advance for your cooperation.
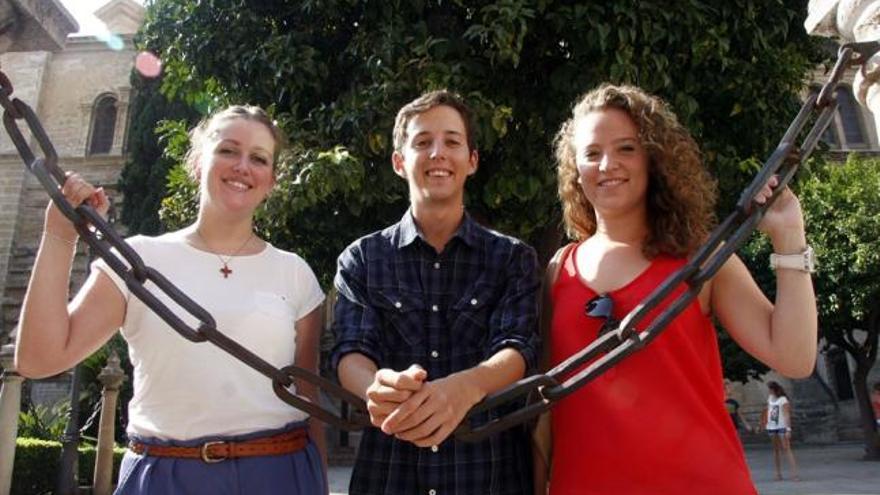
[769,245,816,273]
[43,231,78,247]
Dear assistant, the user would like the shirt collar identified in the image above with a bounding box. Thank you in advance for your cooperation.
[395,208,480,249]
[396,209,421,248]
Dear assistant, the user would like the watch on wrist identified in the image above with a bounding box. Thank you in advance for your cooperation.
[769,246,816,273]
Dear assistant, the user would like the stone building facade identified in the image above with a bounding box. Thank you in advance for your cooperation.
[0,0,143,338]
[0,0,144,405]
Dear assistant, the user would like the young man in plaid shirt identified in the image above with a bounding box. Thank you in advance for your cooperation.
[332,90,540,495]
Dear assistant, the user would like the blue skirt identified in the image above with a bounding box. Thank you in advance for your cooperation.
[114,421,326,494]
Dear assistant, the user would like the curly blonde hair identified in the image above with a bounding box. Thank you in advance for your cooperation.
[554,84,717,258]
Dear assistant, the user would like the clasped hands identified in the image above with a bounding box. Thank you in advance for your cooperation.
[365,364,484,448]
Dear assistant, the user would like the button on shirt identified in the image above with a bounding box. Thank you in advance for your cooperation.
[332,210,540,495]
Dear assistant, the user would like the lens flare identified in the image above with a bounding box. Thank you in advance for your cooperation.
[96,32,125,51]
[135,51,162,78]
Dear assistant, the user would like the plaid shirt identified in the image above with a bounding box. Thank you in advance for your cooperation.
[332,210,540,495]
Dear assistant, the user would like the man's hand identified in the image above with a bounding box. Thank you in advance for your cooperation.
[365,364,426,427]
[381,371,485,447]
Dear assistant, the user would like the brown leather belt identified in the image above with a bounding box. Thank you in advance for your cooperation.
[129,427,308,463]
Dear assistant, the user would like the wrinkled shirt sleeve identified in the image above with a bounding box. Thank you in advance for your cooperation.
[330,242,384,369]
[486,242,540,370]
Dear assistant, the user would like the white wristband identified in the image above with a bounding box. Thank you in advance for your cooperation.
[769,246,815,273]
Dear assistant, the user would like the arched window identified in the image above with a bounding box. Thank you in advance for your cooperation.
[836,86,867,148]
[809,85,869,150]
[88,94,117,155]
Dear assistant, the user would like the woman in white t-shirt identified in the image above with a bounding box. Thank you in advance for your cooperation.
[15,105,327,493]
[763,380,800,481]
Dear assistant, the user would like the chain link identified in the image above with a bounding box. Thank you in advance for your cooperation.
[6,40,878,441]
[0,75,370,432]
[455,41,880,442]
[79,396,104,436]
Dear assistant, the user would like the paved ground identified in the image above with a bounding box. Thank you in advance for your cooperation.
[746,442,879,494]
[328,442,880,494]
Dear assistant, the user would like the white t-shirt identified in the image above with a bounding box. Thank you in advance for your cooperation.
[765,395,790,430]
[93,233,325,440]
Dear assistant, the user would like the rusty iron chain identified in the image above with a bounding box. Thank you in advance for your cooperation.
[5,40,877,441]
[0,74,370,432]
[455,41,880,442]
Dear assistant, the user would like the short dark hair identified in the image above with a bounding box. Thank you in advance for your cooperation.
[392,89,476,152]
[767,381,788,398]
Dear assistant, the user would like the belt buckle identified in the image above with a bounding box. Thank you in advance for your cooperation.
[200,441,228,463]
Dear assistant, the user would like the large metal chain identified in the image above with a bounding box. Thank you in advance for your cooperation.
[0,73,370,432]
[455,41,880,442]
[5,40,877,441]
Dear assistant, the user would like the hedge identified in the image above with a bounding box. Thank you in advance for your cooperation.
[12,438,125,495]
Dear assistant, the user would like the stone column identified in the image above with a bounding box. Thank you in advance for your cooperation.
[112,87,131,156]
[806,0,880,137]
[0,344,24,495]
[79,101,93,155]
[92,352,126,495]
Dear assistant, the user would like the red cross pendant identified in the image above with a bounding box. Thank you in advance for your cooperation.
[220,264,232,278]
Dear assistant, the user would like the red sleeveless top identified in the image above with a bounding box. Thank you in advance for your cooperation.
[548,244,756,494]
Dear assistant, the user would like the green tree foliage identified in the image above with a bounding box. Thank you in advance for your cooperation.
[800,155,880,458]
[132,0,823,292]
[17,401,70,441]
[739,154,880,456]
[12,438,125,495]
[119,73,199,234]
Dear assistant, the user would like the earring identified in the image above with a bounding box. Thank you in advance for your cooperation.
[576,177,582,184]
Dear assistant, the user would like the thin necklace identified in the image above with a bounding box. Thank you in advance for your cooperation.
[194,229,255,278]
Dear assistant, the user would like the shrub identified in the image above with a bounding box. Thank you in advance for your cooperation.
[17,402,70,441]
[12,437,125,495]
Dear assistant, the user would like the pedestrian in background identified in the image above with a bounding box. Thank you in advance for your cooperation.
[725,380,753,436]
[871,382,880,427]
[762,381,800,481]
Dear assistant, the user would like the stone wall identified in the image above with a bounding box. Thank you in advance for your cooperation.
[0,33,135,414]
[0,51,52,304]
[729,358,880,446]
[2,156,125,337]
[0,35,134,343]
[37,38,134,157]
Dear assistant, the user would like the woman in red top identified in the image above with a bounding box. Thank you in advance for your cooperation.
[536,84,817,494]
